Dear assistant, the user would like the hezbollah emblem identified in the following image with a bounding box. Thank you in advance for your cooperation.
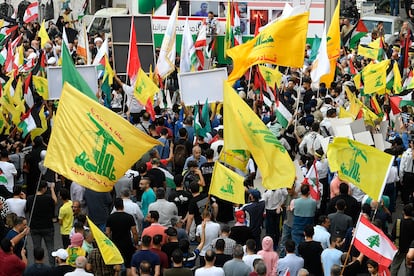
[75,112,124,181]
[340,140,367,183]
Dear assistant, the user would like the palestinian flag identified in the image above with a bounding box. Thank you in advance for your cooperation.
[389,91,413,114]
[349,20,368,49]
[17,110,36,138]
[275,101,292,128]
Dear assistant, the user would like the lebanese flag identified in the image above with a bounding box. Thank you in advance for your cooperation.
[127,17,140,85]
[353,215,397,268]
[23,2,38,23]
[232,2,242,46]
[24,73,34,108]
[283,268,290,276]
[194,21,207,70]
[302,160,320,201]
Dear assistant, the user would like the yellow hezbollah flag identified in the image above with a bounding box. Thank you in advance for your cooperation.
[258,65,283,88]
[86,217,123,265]
[345,85,362,119]
[357,45,379,60]
[320,0,340,85]
[223,82,295,190]
[134,67,159,105]
[218,149,250,173]
[327,137,394,202]
[393,61,403,94]
[227,11,309,84]
[209,162,245,204]
[44,82,162,192]
[339,106,354,119]
[38,20,50,49]
[13,77,23,105]
[32,75,49,100]
[353,72,362,90]
[362,60,389,95]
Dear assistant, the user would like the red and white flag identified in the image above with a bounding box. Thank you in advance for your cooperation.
[127,17,140,85]
[353,215,397,268]
[283,268,290,276]
[23,2,38,23]
[232,2,242,46]
[194,20,207,70]
[302,160,320,201]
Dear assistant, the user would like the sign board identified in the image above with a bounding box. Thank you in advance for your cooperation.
[360,2,376,16]
[354,131,374,146]
[178,68,228,105]
[47,66,98,100]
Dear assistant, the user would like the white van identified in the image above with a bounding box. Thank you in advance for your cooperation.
[359,15,403,45]
[87,8,128,36]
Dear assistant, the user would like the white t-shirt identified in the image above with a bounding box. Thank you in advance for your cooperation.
[122,84,144,113]
[0,161,17,192]
[242,254,262,271]
[195,266,225,276]
[196,221,220,256]
[5,198,26,217]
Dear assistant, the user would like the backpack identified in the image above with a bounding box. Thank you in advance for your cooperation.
[182,170,199,191]
[173,144,188,169]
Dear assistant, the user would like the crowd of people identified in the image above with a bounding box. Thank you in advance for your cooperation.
[0,2,413,276]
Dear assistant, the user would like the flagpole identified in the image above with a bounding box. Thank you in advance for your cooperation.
[23,173,43,248]
[247,66,253,92]
[340,213,362,276]
[294,69,303,131]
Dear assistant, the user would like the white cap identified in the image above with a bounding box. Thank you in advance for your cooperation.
[51,248,68,260]
[94,37,103,44]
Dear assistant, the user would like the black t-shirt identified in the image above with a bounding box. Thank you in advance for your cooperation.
[188,193,208,226]
[200,161,214,193]
[298,240,323,276]
[106,212,136,252]
[343,260,362,276]
[229,226,254,246]
[162,241,180,260]
[133,175,144,202]
[50,265,74,276]
[215,198,235,223]
[214,254,232,267]
[147,168,166,189]
[26,194,55,229]
[168,189,193,218]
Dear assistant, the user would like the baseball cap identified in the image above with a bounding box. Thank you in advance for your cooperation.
[51,248,68,260]
[248,189,261,201]
[235,210,245,223]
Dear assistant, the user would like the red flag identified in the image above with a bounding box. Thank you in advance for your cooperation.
[254,13,261,37]
[302,160,320,201]
[127,17,141,84]
[145,98,155,121]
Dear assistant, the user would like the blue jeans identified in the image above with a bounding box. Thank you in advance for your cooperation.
[292,216,314,252]
[279,223,292,258]
[390,0,399,15]
[31,228,55,266]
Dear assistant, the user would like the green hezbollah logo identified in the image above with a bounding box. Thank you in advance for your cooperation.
[75,113,124,181]
[254,34,274,47]
[340,140,367,183]
[220,172,235,195]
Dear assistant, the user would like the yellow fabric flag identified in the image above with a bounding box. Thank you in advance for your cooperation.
[218,149,250,173]
[345,86,362,119]
[209,162,245,204]
[1,76,22,125]
[223,82,295,190]
[44,82,162,192]
[38,20,51,49]
[327,137,394,201]
[0,107,9,133]
[103,54,114,86]
[32,75,49,100]
[357,45,379,60]
[133,68,159,105]
[31,106,47,139]
[361,104,380,126]
[86,217,124,265]
[362,60,389,95]
[339,106,354,119]
[227,12,310,84]
[258,65,283,88]
[393,61,403,94]
[353,72,362,90]
[13,77,23,105]
[320,1,340,85]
